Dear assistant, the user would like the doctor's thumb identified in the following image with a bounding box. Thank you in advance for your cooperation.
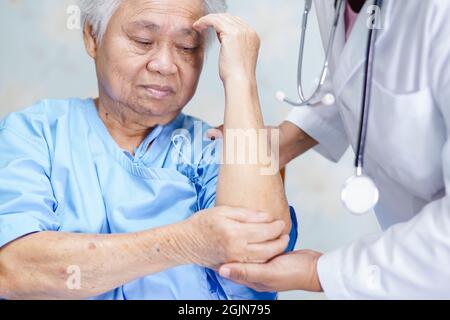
[219,264,248,282]
[219,263,266,284]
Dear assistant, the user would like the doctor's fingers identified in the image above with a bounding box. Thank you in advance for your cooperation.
[244,234,290,263]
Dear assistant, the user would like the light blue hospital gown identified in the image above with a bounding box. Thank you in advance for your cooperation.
[0,98,298,300]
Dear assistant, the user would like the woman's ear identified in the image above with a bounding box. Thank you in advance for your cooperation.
[83,24,97,59]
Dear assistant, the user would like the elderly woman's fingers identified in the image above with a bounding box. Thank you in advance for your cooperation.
[193,14,229,33]
[220,206,273,223]
[194,13,260,82]
[242,220,286,244]
[193,13,245,39]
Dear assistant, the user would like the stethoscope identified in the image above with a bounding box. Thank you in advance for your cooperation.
[277,0,384,215]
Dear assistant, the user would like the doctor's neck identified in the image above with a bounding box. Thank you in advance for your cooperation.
[347,0,366,13]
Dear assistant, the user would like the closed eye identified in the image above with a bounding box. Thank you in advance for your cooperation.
[179,46,198,54]
[134,39,154,47]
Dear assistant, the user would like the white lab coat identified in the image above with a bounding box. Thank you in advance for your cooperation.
[286,0,450,299]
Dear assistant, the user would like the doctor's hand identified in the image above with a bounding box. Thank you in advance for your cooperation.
[218,250,323,292]
[181,206,290,270]
[193,14,260,83]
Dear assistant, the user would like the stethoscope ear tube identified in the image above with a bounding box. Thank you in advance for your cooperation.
[277,0,345,107]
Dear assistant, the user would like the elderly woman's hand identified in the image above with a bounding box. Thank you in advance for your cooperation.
[180,206,290,270]
[193,14,261,83]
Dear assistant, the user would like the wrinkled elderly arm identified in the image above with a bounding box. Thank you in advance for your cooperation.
[215,77,291,233]
[0,225,188,300]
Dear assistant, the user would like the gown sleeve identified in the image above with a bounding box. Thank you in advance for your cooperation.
[0,112,60,249]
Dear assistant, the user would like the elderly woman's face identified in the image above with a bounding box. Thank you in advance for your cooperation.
[93,0,206,120]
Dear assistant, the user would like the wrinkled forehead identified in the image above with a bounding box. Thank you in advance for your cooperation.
[117,0,205,28]
[111,0,206,42]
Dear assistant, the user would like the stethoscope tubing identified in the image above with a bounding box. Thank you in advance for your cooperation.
[355,0,384,170]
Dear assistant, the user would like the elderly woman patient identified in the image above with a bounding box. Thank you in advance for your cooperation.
[0,0,297,300]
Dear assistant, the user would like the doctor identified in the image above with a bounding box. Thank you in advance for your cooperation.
[218,0,450,299]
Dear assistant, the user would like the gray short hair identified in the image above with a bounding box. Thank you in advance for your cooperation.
[79,0,228,44]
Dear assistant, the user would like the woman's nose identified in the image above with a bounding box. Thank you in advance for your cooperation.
[147,46,178,76]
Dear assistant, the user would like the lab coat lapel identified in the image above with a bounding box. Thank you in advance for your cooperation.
[332,0,391,97]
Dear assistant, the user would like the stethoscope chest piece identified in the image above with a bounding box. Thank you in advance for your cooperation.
[341,174,379,215]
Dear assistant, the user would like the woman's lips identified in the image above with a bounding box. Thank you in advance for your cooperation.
[142,85,175,99]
